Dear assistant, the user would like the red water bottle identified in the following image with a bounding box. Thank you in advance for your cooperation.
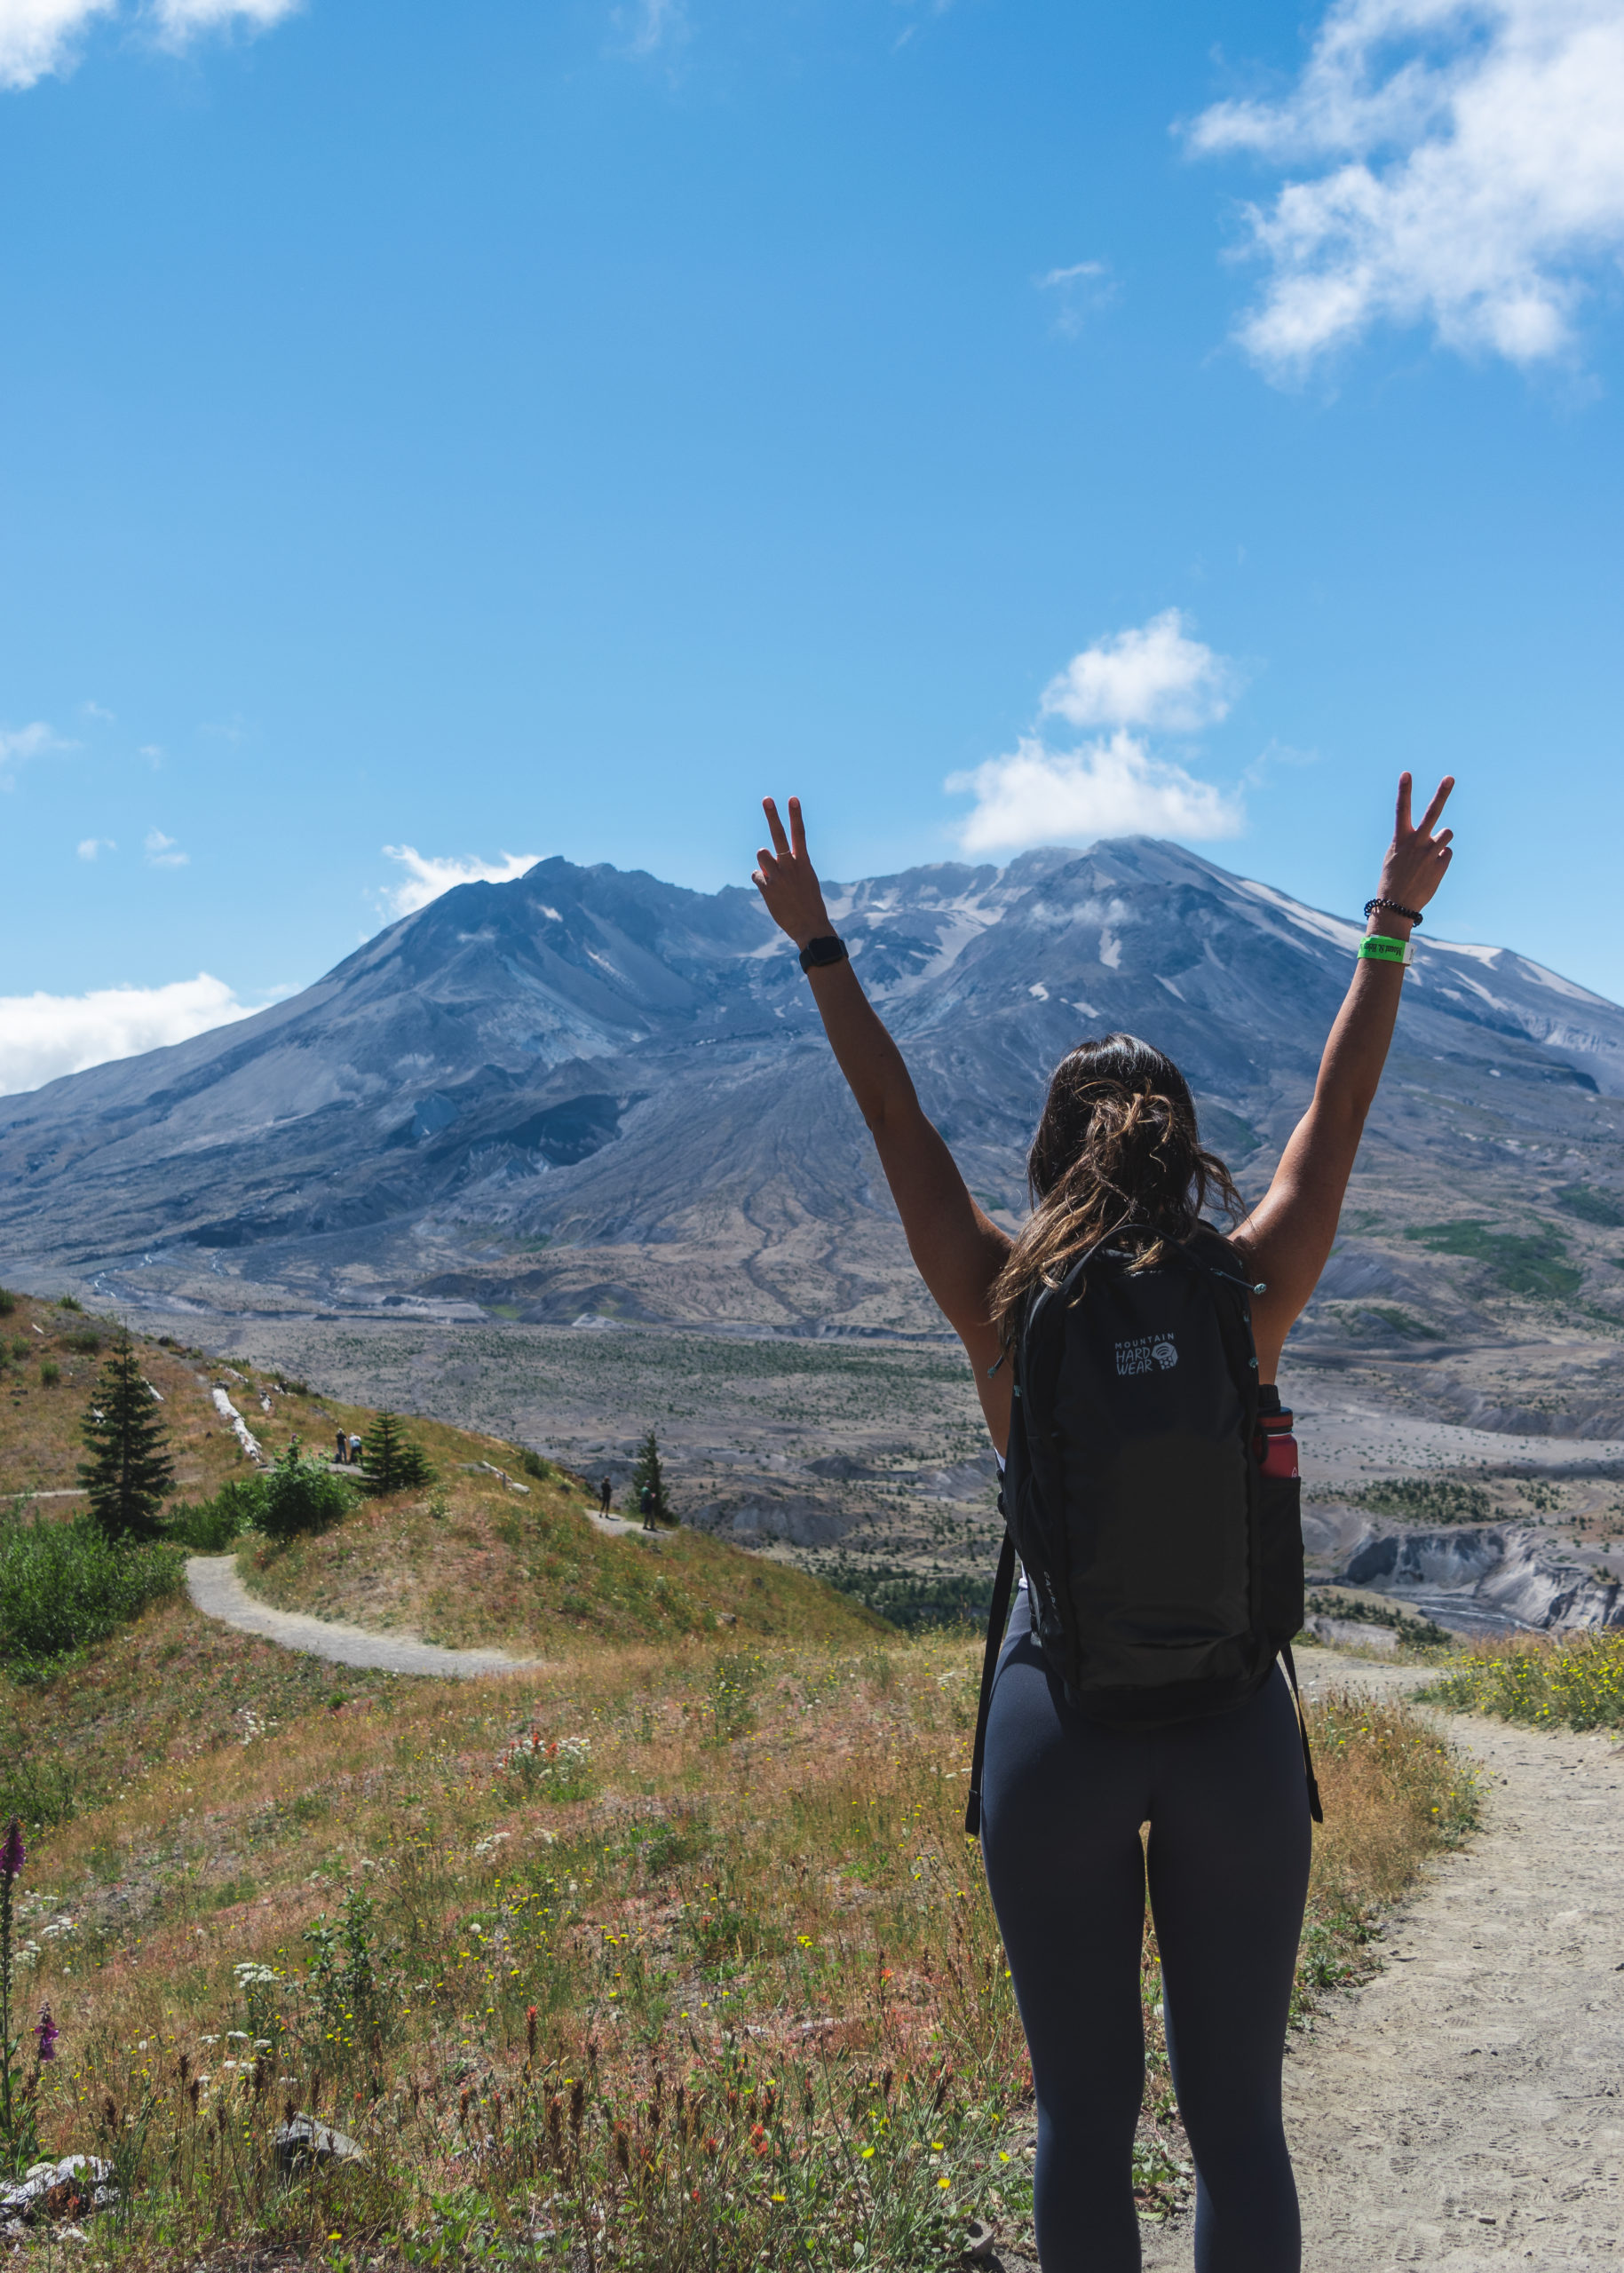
[1256,1390,1299,1480]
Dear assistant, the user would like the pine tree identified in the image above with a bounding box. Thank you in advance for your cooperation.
[630,1429,672,1525]
[77,1334,175,1541]
[360,1411,433,1496]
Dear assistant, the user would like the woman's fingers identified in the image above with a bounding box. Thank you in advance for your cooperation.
[1396,772,1414,836]
[762,798,792,859]
[1416,775,1455,838]
[788,796,809,862]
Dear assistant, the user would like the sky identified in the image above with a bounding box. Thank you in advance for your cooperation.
[2,0,1623,1091]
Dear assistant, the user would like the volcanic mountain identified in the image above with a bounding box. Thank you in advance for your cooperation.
[4,837,1624,1346]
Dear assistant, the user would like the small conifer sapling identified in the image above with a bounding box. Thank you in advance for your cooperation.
[630,1429,673,1525]
[77,1334,175,1541]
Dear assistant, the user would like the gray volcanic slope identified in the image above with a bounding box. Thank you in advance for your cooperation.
[5,837,1624,1365]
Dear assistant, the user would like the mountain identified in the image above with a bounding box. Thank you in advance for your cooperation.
[5,837,1624,1346]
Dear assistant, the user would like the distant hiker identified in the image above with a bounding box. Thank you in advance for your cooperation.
[598,1475,613,1516]
[349,1433,363,1467]
[638,1484,655,1531]
[752,775,1456,2273]
[335,1429,348,1466]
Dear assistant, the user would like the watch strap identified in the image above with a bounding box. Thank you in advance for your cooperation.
[798,934,849,973]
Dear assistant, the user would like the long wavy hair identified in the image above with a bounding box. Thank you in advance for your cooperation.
[989,1034,1244,1350]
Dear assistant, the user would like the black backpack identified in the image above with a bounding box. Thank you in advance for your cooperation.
[964,1225,1320,1833]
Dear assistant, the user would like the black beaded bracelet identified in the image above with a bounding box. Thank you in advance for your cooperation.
[1364,896,1422,927]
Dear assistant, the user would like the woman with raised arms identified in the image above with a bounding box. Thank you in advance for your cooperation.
[751,776,1454,2272]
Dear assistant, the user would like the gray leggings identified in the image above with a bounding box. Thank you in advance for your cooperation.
[978,1589,1311,2270]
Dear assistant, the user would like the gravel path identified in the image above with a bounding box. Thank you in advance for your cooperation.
[1140,1650,1624,2269]
[185,1555,546,1678]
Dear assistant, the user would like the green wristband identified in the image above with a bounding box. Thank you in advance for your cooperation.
[1358,934,1414,967]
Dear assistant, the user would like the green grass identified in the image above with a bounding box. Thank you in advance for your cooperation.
[1404,1220,1582,1300]
[1422,1629,1624,1730]
[1554,1183,1624,1228]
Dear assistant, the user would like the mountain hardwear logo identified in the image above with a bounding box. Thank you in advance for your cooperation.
[1114,1334,1179,1376]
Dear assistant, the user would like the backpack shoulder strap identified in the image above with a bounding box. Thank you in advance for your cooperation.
[1279,1641,1325,1825]
[963,1527,1018,1839]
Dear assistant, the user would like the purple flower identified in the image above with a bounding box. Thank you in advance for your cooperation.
[0,1815,23,1881]
[34,2005,59,2063]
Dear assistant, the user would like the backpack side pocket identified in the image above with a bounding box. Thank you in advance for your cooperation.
[1257,1469,1304,1651]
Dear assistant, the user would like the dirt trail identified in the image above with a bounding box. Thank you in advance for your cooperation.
[185,1555,547,1678]
[1141,1651,1623,2269]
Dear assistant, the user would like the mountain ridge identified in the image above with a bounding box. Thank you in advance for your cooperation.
[4,836,1624,1342]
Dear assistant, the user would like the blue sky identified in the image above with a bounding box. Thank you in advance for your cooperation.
[2,0,1622,1089]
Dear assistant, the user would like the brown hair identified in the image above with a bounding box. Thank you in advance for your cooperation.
[989,1033,1244,1350]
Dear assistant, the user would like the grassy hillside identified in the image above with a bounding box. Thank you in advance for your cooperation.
[0,1286,880,1651]
[1,1598,1478,2264]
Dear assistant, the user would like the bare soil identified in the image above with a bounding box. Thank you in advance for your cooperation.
[1142,1651,1624,2269]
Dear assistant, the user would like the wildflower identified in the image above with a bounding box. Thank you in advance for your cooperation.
[34,2005,59,2061]
[0,1817,23,1881]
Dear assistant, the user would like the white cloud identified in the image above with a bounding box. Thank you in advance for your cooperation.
[76,836,115,859]
[1189,0,1624,374]
[947,732,1244,857]
[0,972,255,1095]
[1035,259,1117,334]
[144,827,188,867]
[1040,609,1239,733]
[81,699,115,723]
[0,718,74,778]
[150,0,300,36]
[0,0,298,91]
[614,0,685,59]
[0,0,114,89]
[380,844,541,919]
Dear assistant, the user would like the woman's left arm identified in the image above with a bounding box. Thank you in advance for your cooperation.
[753,796,1014,1444]
[1238,772,1456,1378]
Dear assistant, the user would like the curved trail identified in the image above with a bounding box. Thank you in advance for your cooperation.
[185,1556,547,1678]
[1139,1651,1623,2269]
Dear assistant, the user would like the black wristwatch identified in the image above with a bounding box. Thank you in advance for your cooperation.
[798,934,849,973]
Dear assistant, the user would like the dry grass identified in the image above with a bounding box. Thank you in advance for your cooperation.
[3,1603,1477,2267]
[0,1296,246,1506]
[244,1465,878,1650]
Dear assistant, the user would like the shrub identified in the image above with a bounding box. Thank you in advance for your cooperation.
[0,1508,184,1671]
[0,1754,76,1833]
[1349,1476,1493,1525]
[56,1295,83,1313]
[63,1330,103,1356]
[1422,1630,1624,1730]
[37,1362,59,1388]
[164,1477,265,1550]
[258,1450,358,1543]
[519,1449,554,1482]
[0,1290,14,1319]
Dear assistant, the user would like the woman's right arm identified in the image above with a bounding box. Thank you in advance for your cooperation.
[1238,772,1456,1378]
[753,797,1014,1446]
